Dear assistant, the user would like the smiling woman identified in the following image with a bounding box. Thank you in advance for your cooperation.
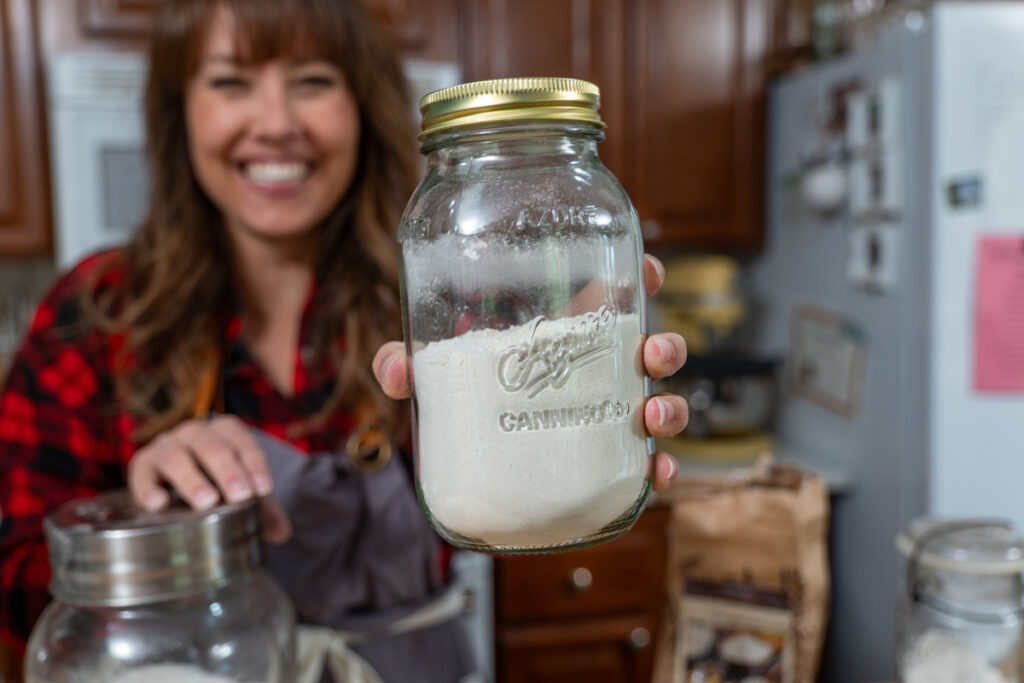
[110,0,417,439]
[185,7,362,245]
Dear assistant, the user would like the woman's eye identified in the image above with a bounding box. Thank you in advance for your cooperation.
[209,76,248,90]
[297,75,336,88]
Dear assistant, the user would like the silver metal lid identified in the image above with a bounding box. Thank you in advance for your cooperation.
[896,517,1024,574]
[45,490,262,607]
[897,517,1024,620]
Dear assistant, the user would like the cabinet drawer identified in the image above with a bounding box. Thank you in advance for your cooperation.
[497,506,669,622]
[498,614,659,683]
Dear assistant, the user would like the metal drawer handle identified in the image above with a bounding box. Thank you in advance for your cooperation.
[569,567,593,592]
[629,626,651,651]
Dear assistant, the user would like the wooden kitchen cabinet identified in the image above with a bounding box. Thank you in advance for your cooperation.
[458,0,629,191]
[0,0,53,256]
[494,506,670,683]
[499,616,660,683]
[70,0,460,62]
[628,0,769,250]
[77,0,161,37]
[458,0,772,251]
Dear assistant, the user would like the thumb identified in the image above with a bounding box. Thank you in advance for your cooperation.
[372,341,411,399]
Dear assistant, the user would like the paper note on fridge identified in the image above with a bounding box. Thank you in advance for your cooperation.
[973,235,1024,392]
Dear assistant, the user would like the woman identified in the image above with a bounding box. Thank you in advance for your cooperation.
[0,0,689,680]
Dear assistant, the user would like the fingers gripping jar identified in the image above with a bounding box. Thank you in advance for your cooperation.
[399,78,653,554]
[25,491,295,683]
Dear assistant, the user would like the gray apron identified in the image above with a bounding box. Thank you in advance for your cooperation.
[252,430,478,683]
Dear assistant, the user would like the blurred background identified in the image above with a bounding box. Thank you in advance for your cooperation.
[4,1,1024,681]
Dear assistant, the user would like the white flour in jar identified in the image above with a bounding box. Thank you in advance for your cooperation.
[902,630,1012,683]
[108,665,260,683]
[413,310,649,548]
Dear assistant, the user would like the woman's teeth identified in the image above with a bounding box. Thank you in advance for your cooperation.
[243,162,310,183]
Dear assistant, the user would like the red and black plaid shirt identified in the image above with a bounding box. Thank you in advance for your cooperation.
[0,250,372,655]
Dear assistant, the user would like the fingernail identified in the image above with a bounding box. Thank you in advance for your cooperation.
[654,336,675,363]
[144,489,169,511]
[253,474,273,497]
[654,397,674,427]
[668,456,679,481]
[647,254,665,282]
[380,355,398,387]
[227,481,254,503]
[194,488,219,510]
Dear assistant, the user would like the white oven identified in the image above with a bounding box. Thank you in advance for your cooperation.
[47,51,150,269]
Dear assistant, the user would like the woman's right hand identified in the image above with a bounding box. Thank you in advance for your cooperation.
[127,415,292,543]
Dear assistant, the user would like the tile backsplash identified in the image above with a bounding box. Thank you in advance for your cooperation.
[0,258,57,378]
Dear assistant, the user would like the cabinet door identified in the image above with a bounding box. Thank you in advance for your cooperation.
[74,0,459,60]
[0,0,52,255]
[458,0,628,187]
[629,0,770,250]
[364,0,460,62]
[499,616,657,683]
[497,507,669,623]
[77,0,159,37]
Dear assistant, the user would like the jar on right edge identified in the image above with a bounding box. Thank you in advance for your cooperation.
[896,518,1024,683]
[399,78,653,554]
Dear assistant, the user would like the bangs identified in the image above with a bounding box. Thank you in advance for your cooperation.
[223,0,336,64]
[185,0,340,73]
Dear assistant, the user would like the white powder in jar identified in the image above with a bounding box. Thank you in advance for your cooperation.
[107,664,262,683]
[413,310,649,548]
[902,630,1012,683]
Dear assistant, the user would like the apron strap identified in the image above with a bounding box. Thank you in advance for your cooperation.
[296,583,471,683]
[297,626,384,683]
[192,344,223,418]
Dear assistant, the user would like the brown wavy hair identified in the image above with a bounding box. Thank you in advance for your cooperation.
[87,0,419,442]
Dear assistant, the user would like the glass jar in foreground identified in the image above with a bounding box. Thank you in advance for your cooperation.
[895,518,1024,683]
[26,491,295,683]
[399,77,653,554]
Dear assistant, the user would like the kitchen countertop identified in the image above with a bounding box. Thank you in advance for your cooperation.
[661,437,854,495]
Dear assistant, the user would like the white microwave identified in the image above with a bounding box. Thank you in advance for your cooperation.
[47,51,150,270]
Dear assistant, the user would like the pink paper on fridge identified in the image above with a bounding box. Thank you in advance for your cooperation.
[973,235,1024,392]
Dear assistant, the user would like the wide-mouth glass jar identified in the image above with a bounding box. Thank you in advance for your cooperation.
[896,518,1024,683]
[399,77,653,554]
[25,491,295,683]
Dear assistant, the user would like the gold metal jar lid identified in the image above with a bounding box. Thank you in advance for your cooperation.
[418,77,604,139]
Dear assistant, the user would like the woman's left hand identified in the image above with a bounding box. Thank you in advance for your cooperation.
[373,254,688,491]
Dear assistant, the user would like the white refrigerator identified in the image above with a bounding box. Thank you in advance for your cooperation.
[749,3,1024,681]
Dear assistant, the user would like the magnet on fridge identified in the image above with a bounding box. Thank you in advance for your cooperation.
[876,151,903,213]
[849,158,870,213]
[876,77,902,147]
[846,90,869,152]
[847,223,899,293]
[848,153,902,216]
[947,175,982,208]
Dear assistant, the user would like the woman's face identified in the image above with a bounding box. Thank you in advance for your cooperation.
[185,10,360,247]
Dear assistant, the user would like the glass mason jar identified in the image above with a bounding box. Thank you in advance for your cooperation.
[399,77,653,554]
[26,491,295,683]
[895,518,1024,683]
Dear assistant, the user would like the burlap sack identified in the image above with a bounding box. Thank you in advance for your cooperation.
[652,460,830,683]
